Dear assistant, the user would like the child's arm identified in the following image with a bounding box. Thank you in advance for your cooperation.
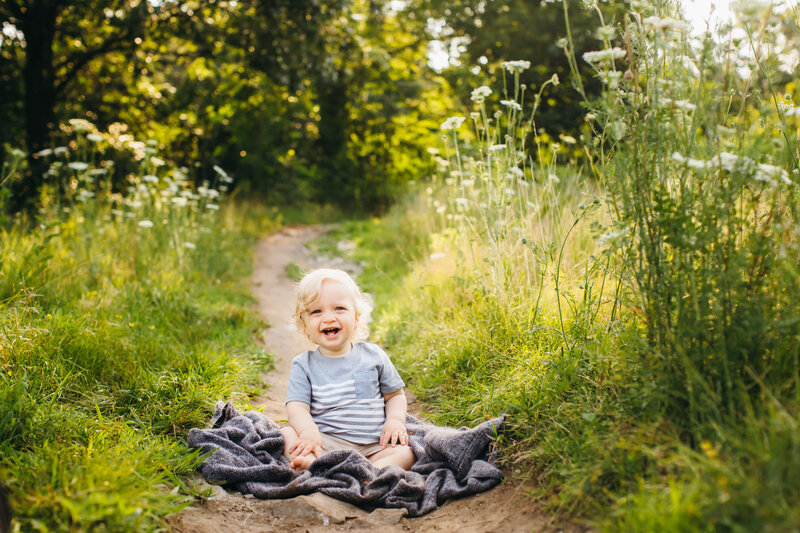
[380,389,409,448]
[286,401,323,459]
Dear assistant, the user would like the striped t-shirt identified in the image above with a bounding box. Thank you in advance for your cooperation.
[285,342,405,444]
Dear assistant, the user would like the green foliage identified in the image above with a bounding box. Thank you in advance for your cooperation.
[328,2,800,530]
[0,131,277,530]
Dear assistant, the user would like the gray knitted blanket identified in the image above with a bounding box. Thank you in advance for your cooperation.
[187,402,504,517]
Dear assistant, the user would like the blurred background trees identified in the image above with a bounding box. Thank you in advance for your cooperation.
[1,0,620,214]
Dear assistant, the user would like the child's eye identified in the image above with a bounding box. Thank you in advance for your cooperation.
[336,306,347,311]
[309,309,321,315]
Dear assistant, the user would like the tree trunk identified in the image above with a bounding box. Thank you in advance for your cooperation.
[11,0,58,212]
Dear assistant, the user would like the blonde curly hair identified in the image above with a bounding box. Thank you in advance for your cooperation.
[293,268,372,342]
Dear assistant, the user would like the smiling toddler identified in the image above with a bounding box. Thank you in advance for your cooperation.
[281,268,414,472]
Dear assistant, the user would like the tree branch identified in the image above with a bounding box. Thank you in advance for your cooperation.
[53,29,136,97]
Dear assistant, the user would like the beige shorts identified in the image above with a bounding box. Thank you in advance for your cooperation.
[319,432,385,458]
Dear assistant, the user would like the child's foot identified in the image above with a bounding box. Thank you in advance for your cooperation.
[290,453,316,471]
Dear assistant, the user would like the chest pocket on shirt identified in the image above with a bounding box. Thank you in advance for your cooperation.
[353,370,379,399]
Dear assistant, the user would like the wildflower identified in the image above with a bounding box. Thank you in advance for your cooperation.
[172,196,188,207]
[596,25,615,40]
[78,190,95,201]
[559,134,577,144]
[426,147,439,155]
[671,152,687,164]
[470,85,493,103]
[206,203,220,210]
[501,60,531,74]
[88,169,107,176]
[469,112,480,120]
[500,100,522,111]
[150,156,165,167]
[504,188,515,196]
[111,209,123,216]
[583,47,626,64]
[184,242,197,250]
[488,144,507,152]
[34,148,53,157]
[429,252,446,260]
[86,133,103,142]
[687,158,707,170]
[461,179,475,187]
[441,116,466,130]
[608,121,627,141]
[550,73,560,86]
[67,162,89,171]
[548,173,560,183]
[508,167,524,178]
[436,205,446,213]
[54,146,69,155]
[643,16,691,33]
[755,163,791,186]
[556,38,568,48]
[138,220,154,228]
[68,118,93,131]
[143,175,159,183]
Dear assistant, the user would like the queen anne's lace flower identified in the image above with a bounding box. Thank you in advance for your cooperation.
[441,116,466,130]
[501,60,531,74]
[470,86,493,103]
[583,48,627,64]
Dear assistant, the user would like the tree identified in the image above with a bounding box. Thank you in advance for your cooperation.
[0,0,165,211]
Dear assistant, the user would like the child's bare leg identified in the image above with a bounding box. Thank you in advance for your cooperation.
[369,445,415,470]
[280,426,317,471]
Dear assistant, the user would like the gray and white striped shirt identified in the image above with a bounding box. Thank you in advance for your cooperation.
[285,342,405,444]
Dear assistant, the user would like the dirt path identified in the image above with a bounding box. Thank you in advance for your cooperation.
[170,226,581,533]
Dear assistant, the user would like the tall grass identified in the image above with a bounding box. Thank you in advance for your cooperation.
[329,2,800,530]
[0,121,279,531]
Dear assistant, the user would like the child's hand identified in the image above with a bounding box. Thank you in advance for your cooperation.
[380,418,409,448]
[288,429,322,461]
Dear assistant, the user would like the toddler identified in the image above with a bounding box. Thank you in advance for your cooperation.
[281,268,415,472]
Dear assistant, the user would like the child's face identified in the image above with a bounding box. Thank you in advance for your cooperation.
[303,279,359,357]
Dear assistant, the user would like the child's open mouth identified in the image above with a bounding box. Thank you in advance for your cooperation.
[322,327,340,338]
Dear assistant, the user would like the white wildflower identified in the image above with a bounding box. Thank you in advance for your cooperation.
[643,16,691,33]
[550,74,560,86]
[687,158,707,170]
[88,168,107,176]
[559,134,577,144]
[34,148,53,157]
[504,188,515,196]
[54,146,69,155]
[68,118,93,131]
[150,156,165,167]
[469,112,480,120]
[138,220,154,228]
[441,116,466,130]
[172,196,188,207]
[86,133,103,142]
[582,48,626,64]
[206,203,220,210]
[461,179,475,187]
[500,100,522,111]
[548,173,560,183]
[671,152,687,164]
[454,197,469,207]
[426,147,439,155]
[501,60,531,74]
[755,163,791,186]
[143,175,159,183]
[488,144,507,152]
[508,167,524,178]
[470,85,493,103]
[184,242,197,250]
[67,162,89,171]
[78,190,95,201]
[596,25,615,40]
[429,252,446,260]
[111,209,123,216]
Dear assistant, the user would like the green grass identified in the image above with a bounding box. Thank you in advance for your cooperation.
[0,139,281,530]
[321,4,800,529]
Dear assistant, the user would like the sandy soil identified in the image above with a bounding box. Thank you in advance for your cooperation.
[168,226,587,533]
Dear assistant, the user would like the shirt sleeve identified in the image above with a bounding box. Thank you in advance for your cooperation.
[285,355,312,405]
[376,346,405,394]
